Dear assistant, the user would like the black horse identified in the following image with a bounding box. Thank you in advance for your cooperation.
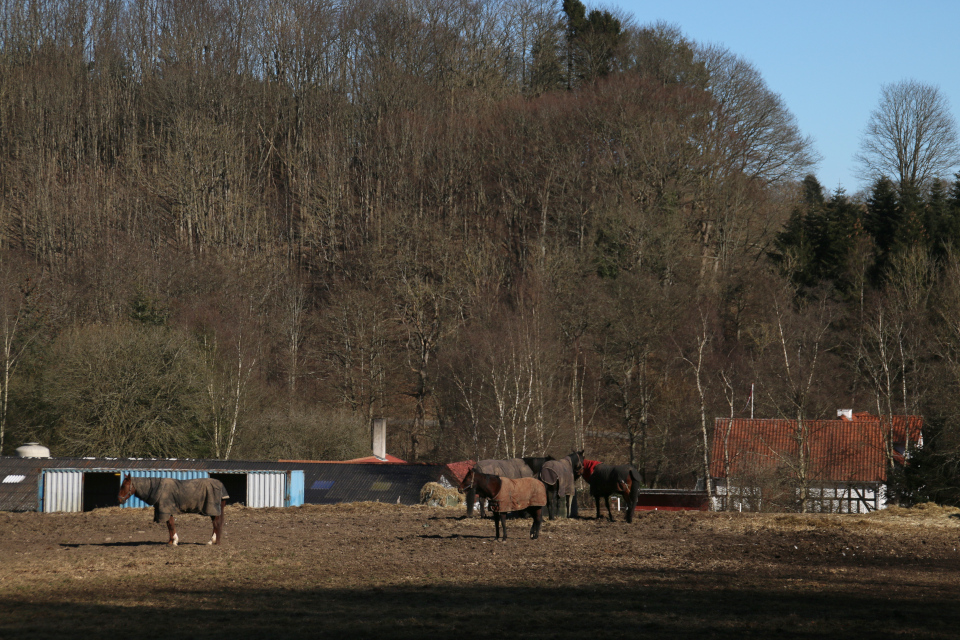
[582,459,642,522]
[460,466,545,541]
[466,456,554,518]
[538,451,584,520]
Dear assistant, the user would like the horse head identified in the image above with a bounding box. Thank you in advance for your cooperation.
[460,467,476,492]
[572,450,585,478]
[118,474,134,504]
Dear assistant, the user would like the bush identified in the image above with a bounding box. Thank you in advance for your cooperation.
[41,323,205,457]
[232,407,369,461]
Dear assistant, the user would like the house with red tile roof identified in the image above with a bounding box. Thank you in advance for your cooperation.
[709,410,922,513]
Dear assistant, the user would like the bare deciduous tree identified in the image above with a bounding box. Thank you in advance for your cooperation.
[0,265,46,454]
[855,79,960,191]
[696,44,819,185]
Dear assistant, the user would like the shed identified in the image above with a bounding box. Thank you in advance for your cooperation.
[0,455,456,511]
[0,457,305,513]
[40,467,303,513]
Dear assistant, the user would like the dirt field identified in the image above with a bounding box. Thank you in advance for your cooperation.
[2,502,960,639]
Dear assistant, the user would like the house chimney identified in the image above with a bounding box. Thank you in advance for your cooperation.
[371,418,387,461]
[837,409,853,420]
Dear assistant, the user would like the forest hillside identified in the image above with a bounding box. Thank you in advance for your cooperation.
[3,0,960,504]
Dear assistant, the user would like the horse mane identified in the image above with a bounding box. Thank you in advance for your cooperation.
[564,450,584,466]
[522,456,554,472]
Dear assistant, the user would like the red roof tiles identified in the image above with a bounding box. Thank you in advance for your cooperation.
[710,413,922,483]
[445,460,475,485]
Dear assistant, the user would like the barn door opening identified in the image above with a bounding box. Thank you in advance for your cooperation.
[83,472,121,511]
[210,473,246,506]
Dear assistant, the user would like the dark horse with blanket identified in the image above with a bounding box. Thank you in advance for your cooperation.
[466,456,553,518]
[582,459,641,522]
[118,475,229,546]
[460,466,546,541]
[538,451,584,520]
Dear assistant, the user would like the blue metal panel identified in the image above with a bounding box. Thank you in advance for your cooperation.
[286,470,304,507]
[118,469,210,510]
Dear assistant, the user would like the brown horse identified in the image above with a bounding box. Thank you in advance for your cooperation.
[466,457,553,518]
[460,467,545,541]
[118,474,228,546]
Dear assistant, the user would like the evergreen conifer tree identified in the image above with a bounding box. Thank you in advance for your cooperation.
[562,0,623,87]
[925,178,955,259]
[865,176,903,278]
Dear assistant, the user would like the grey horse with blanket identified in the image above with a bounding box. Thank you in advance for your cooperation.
[538,450,584,520]
[118,475,229,545]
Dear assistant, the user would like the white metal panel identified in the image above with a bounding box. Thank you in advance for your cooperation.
[43,470,83,513]
[247,472,285,508]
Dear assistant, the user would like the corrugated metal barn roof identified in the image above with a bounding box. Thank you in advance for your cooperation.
[0,457,457,512]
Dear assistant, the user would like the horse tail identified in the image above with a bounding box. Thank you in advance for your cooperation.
[626,472,641,523]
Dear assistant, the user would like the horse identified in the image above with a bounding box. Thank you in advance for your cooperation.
[581,459,642,522]
[118,474,229,546]
[538,451,585,520]
[521,456,555,475]
[460,466,546,541]
[466,457,553,518]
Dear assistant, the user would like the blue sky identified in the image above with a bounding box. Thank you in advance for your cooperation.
[612,0,960,196]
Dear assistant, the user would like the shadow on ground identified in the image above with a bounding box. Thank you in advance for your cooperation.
[2,579,958,639]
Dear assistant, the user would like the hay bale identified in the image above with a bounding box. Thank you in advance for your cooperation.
[419,482,465,508]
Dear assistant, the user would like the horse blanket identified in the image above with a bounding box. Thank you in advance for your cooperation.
[583,462,641,497]
[539,458,576,497]
[132,477,229,523]
[582,459,601,480]
[476,458,534,479]
[489,477,547,513]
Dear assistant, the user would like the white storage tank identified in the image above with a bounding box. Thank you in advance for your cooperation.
[16,443,50,458]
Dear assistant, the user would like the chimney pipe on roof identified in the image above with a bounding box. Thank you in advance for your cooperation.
[372,418,387,461]
[837,409,853,420]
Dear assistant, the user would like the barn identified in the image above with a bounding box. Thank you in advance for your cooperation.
[0,454,458,513]
[710,410,923,513]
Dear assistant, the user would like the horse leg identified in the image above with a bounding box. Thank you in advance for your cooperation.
[595,496,602,520]
[624,482,635,523]
[604,496,615,522]
[167,516,179,546]
[466,487,476,517]
[546,485,556,520]
[529,507,542,539]
[209,498,226,545]
[494,512,502,541]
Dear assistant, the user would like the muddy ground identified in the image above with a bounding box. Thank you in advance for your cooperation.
[2,502,960,639]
